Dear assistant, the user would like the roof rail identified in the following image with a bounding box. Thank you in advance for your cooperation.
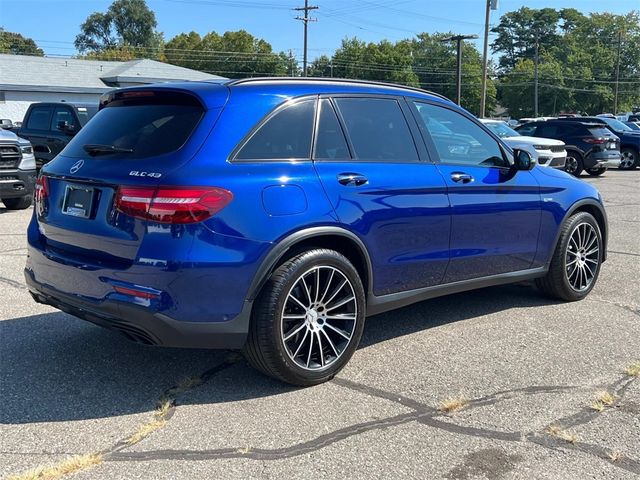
[224,77,451,101]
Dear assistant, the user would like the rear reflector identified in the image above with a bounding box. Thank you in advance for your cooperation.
[113,285,160,300]
[583,137,606,144]
[115,186,233,224]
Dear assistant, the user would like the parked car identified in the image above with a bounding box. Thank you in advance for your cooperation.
[17,102,98,168]
[0,119,15,130]
[624,121,640,131]
[480,119,566,169]
[26,79,609,385]
[557,116,640,169]
[0,128,36,209]
[516,120,621,176]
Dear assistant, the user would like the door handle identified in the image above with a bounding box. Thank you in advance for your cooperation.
[337,172,368,187]
[450,172,474,184]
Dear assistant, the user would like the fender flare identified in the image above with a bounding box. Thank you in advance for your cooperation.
[547,198,608,266]
[246,226,374,301]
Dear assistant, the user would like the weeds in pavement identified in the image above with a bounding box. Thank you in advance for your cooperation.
[547,425,577,444]
[438,397,468,414]
[7,453,102,480]
[624,362,640,377]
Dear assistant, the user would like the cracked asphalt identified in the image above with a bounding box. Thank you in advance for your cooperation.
[1,169,639,479]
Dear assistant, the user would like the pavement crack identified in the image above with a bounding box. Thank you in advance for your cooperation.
[0,276,27,290]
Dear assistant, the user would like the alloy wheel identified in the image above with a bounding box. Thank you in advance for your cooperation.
[280,266,357,371]
[565,222,599,292]
[565,156,578,174]
[620,150,636,169]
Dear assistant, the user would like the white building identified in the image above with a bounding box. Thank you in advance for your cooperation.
[0,54,226,122]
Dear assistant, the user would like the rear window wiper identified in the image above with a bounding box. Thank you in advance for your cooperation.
[83,144,134,156]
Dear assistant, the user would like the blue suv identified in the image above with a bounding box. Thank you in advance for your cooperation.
[26,78,608,385]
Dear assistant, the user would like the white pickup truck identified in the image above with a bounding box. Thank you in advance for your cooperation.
[481,119,566,169]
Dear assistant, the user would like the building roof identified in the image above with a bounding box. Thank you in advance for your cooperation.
[0,54,225,94]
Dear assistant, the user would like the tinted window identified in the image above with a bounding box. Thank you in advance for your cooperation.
[236,99,315,160]
[26,106,52,130]
[334,97,418,161]
[414,102,508,167]
[314,99,350,160]
[75,106,98,126]
[538,124,560,137]
[61,96,203,159]
[51,107,76,131]
[515,123,537,136]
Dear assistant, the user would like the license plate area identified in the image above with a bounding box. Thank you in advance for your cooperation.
[62,185,94,218]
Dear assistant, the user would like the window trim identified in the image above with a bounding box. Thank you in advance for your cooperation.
[409,99,513,170]
[229,95,318,163]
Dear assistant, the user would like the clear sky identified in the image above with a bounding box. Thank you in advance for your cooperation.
[1,0,637,63]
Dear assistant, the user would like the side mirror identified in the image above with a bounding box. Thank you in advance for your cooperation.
[513,148,536,171]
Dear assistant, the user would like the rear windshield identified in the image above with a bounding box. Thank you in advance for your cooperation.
[61,92,204,159]
[588,127,613,137]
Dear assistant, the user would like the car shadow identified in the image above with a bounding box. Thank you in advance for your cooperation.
[0,283,560,425]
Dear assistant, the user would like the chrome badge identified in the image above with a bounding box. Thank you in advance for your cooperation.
[70,159,85,174]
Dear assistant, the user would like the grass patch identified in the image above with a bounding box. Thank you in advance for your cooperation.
[547,425,577,444]
[624,362,640,377]
[438,397,468,414]
[596,391,616,406]
[125,397,173,445]
[590,401,605,412]
[608,451,623,462]
[7,453,102,480]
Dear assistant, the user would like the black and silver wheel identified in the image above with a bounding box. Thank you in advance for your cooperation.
[244,249,366,386]
[564,152,583,177]
[536,212,602,301]
[619,148,638,170]
[586,167,607,176]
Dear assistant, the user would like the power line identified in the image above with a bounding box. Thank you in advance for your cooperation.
[294,0,318,76]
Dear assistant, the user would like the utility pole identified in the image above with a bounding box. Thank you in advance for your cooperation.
[294,0,318,77]
[441,34,478,106]
[614,30,623,115]
[534,31,539,118]
[480,0,497,118]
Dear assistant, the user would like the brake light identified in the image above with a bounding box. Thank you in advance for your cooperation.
[115,186,233,224]
[583,137,606,144]
[35,175,49,214]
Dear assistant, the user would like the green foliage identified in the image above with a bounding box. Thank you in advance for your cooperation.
[0,29,44,56]
[164,30,297,77]
[493,8,640,116]
[75,0,162,59]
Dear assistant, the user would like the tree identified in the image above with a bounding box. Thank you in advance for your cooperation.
[164,30,295,77]
[75,0,162,58]
[0,29,44,56]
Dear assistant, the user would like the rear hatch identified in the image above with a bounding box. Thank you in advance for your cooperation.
[36,86,228,266]
[586,127,619,153]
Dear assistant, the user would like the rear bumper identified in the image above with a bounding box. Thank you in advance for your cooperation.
[25,268,251,349]
[0,168,36,199]
[584,151,621,169]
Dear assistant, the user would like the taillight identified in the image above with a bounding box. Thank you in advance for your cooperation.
[115,186,233,224]
[583,137,606,144]
[35,175,49,215]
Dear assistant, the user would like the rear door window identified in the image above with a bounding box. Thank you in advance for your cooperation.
[314,99,350,160]
[26,106,53,131]
[61,91,204,159]
[51,107,76,132]
[235,98,316,160]
[333,97,419,162]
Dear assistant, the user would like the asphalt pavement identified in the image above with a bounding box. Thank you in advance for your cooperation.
[1,169,638,479]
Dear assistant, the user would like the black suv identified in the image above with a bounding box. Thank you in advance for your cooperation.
[516,120,621,176]
[554,116,640,170]
[17,102,98,168]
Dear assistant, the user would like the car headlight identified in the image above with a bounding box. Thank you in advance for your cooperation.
[18,143,36,170]
[532,145,546,150]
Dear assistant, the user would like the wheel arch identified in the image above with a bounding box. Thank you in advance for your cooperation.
[551,199,608,264]
[246,227,373,302]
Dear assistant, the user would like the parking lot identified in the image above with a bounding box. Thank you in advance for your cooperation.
[1,169,638,479]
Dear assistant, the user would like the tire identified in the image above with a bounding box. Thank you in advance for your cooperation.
[535,212,602,302]
[244,249,366,386]
[2,196,32,210]
[619,148,638,170]
[564,152,584,176]
[586,167,607,176]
